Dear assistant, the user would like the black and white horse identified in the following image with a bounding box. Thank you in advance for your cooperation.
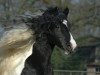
[22,7,77,75]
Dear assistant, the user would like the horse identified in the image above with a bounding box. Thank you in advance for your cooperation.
[0,23,36,75]
[22,7,77,75]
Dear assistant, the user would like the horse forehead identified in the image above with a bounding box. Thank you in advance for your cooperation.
[62,20,68,27]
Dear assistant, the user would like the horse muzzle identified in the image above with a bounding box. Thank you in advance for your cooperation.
[65,41,77,55]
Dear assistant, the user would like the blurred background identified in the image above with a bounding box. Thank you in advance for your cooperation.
[0,0,100,75]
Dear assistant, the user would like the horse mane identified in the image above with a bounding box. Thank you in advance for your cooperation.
[25,7,65,36]
[0,22,36,75]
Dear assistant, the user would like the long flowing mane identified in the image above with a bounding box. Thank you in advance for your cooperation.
[0,23,35,75]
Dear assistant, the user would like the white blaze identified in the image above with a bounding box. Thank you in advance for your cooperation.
[62,20,68,27]
[62,20,77,54]
[63,20,77,50]
[70,33,77,50]
[65,33,77,55]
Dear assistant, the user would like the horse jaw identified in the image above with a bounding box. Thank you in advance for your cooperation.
[0,23,35,75]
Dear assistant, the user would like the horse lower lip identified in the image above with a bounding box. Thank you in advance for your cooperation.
[63,45,73,54]
[66,46,73,53]
[65,50,71,55]
[65,51,69,55]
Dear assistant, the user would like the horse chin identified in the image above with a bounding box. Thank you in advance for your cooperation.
[58,44,72,55]
[64,46,77,55]
[64,50,71,55]
[64,46,74,55]
[64,51,69,55]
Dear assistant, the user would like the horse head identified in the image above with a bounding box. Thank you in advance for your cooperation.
[40,7,77,54]
[25,7,77,54]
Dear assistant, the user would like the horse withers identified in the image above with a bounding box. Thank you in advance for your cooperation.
[22,7,77,75]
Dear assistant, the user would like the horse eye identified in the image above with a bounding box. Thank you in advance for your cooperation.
[56,25,59,28]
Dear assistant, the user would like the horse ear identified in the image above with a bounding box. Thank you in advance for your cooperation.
[50,7,59,15]
[43,7,59,16]
[53,7,59,11]
[63,7,69,16]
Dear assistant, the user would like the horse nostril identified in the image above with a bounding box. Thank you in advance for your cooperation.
[66,43,71,46]
[67,43,72,49]
[67,44,70,46]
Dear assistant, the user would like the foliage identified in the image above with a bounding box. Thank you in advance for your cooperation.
[51,46,94,70]
[76,36,100,46]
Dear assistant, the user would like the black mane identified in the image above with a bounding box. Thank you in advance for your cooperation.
[28,7,68,33]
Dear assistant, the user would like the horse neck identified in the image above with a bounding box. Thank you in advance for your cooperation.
[37,33,55,50]
[47,35,55,49]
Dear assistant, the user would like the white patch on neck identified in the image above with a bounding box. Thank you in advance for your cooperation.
[62,20,68,27]
[69,32,77,50]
